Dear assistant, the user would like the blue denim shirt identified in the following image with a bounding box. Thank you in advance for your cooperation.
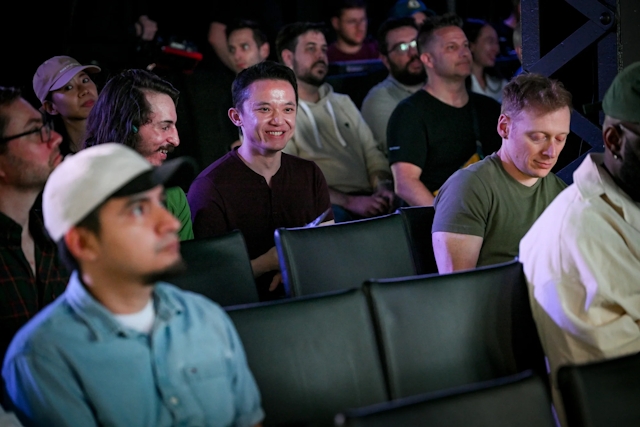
[2,272,264,427]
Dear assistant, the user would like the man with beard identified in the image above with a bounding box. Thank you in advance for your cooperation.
[387,13,502,206]
[519,61,640,427]
[327,0,379,63]
[277,22,396,222]
[83,69,194,241]
[2,143,265,427]
[361,17,426,155]
[0,87,69,365]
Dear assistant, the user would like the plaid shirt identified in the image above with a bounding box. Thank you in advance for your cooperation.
[0,208,70,361]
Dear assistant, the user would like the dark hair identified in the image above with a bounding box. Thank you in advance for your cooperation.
[331,0,368,18]
[377,16,418,56]
[226,19,268,48]
[501,73,573,118]
[462,18,490,45]
[276,22,328,63]
[417,12,463,53]
[56,204,102,273]
[83,69,179,150]
[231,61,298,110]
[0,87,23,155]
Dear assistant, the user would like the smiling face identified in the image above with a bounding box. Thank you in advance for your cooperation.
[470,24,500,68]
[228,28,269,74]
[136,91,179,166]
[0,97,63,191]
[421,26,472,80]
[498,106,571,185]
[229,78,296,155]
[45,71,99,120]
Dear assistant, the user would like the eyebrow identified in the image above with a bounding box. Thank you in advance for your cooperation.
[121,194,151,212]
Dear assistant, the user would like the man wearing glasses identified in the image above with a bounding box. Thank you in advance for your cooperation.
[0,87,69,364]
[361,17,426,155]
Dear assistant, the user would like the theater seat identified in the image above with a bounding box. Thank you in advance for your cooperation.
[170,229,259,307]
[396,206,438,275]
[226,289,389,427]
[364,258,547,399]
[335,370,555,427]
[558,352,640,427]
[275,213,416,297]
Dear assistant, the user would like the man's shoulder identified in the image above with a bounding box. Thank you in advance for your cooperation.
[470,92,501,112]
[155,283,229,322]
[192,151,242,184]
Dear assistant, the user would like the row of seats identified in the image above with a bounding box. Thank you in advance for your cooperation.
[171,207,438,307]
[224,259,549,426]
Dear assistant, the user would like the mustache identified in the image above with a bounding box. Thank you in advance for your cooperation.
[313,60,327,68]
[158,144,176,153]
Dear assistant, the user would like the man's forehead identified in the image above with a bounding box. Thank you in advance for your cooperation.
[434,26,466,43]
[3,98,42,130]
[299,31,326,45]
[387,26,418,44]
[229,29,258,45]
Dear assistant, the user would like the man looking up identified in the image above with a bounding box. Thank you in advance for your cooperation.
[361,16,426,155]
[0,87,69,363]
[2,143,264,427]
[432,73,571,273]
[387,13,502,206]
[83,69,194,241]
[277,22,396,222]
[187,61,333,300]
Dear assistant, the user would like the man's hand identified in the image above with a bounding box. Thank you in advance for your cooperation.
[250,246,280,278]
[373,187,396,214]
[135,15,158,41]
[345,194,390,217]
[269,272,283,291]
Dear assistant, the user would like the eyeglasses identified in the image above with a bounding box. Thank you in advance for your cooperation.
[0,114,53,144]
[389,40,418,54]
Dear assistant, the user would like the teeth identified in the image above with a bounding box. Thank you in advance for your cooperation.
[268,132,284,136]
[160,150,168,154]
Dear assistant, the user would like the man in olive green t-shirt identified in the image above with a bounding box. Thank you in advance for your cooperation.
[431,73,572,273]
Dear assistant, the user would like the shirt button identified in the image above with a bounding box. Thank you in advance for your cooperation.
[170,396,179,405]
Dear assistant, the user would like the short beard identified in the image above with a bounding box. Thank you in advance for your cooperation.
[390,59,427,86]
[141,258,187,285]
[298,73,325,87]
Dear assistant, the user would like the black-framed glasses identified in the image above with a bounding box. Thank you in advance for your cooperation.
[0,113,53,144]
[390,40,418,54]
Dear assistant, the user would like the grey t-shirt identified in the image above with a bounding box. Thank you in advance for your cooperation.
[432,153,567,267]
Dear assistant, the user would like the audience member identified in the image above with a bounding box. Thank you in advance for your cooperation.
[463,18,509,103]
[495,0,521,58]
[277,22,396,222]
[0,87,69,365]
[512,22,523,76]
[327,0,379,63]
[519,61,640,426]
[2,143,264,427]
[226,20,271,75]
[432,73,571,273]
[83,69,194,241]
[187,61,334,301]
[388,0,436,27]
[32,56,101,156]
[387,13,502,207]
[361,17,426,155]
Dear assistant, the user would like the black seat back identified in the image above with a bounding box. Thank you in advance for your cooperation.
[226,289,389,427]
[171,230,259,307]
[396,206,438,275]
[365,259,547,399]
[275,213,416,297]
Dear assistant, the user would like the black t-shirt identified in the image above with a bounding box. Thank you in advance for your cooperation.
[387,90,502,193]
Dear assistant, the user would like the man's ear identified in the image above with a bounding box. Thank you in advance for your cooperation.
[228,107,242,127]
[603,124,623,157]
[64,227,100,264]
[497,114,510,138]
[281,49,294,69]
[380,53,390,70]
[260,42,270,61]
[330,16,340,32]
[42,100,59,116]
[419,51,433,69]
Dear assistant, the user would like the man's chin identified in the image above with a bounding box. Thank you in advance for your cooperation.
[141,259,187,285]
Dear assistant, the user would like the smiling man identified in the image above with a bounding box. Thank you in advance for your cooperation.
[2,143,264,427]
[83,69,194,240]
[187,61,333,300]
[431,73,572,273]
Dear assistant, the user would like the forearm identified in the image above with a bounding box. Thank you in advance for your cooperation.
[328,187,351,209]
[395,179,435,206]
[208,22,235,71]
[250,247,279,278]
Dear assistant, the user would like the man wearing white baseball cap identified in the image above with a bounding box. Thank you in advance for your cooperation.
[1,143,264,427]
[33,55,101,155]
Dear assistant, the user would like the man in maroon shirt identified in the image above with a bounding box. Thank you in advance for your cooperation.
[187,61,333,301]
[327,0,379,63]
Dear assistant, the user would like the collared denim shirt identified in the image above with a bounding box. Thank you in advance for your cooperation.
[2,272,264,427]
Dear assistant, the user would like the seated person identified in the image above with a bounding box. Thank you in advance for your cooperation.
[0,87,70,364]
[83,69,194,241]
[432,73,572,273]
[2,143,264,427]
[277,22,396,222]
[388,0,436,27]
[33,55,101,155]
[327,0,379,62]
[187,61,334,301]
[519,61,640,427]
[227,19,270,75]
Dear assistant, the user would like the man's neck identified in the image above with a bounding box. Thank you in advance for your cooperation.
[0,187,39,230]
[497,147,540,187]
[62,117,88,153]
[80,270,155,315]
[297,80,322,103]
[424,75,469,107]
[237,144,282,186]
[334,38,362,55]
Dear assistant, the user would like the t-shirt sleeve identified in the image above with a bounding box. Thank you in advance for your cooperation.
[187,176,229,239]
[166,187,194,241]
[432,168,491,237]
[387,99,427,168]
[313,162,335,222]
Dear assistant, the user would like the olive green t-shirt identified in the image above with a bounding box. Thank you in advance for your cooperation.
[166,186,194,241]
[432,153,567,267]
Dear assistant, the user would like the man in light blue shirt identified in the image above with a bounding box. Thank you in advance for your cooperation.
[2,144,264,427]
